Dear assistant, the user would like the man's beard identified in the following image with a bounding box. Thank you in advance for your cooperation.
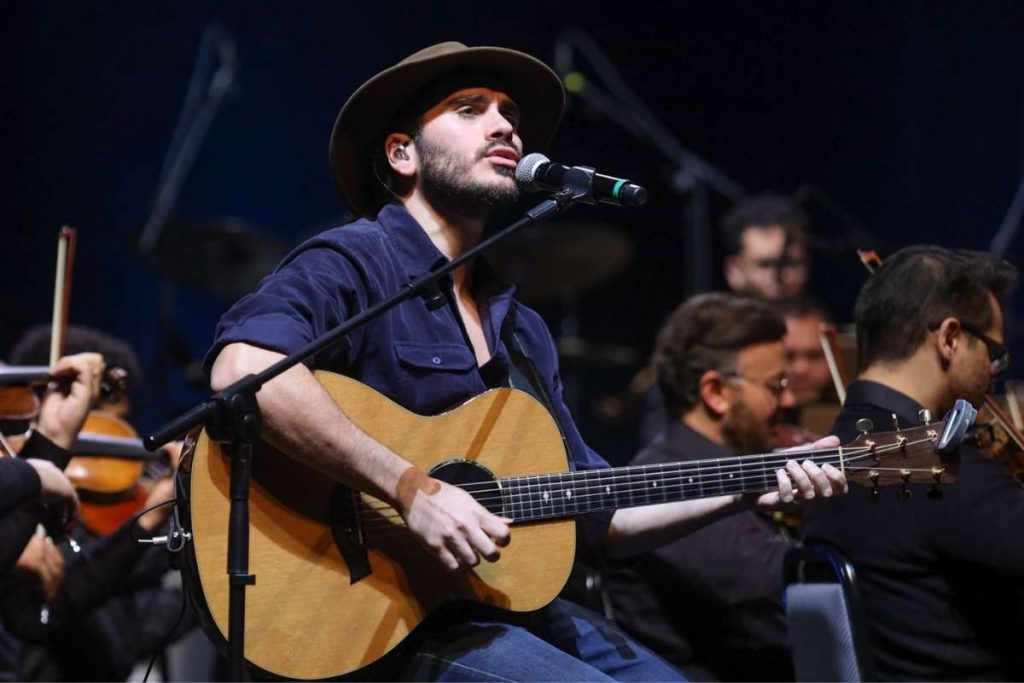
[721,400,776,455]
[415,136,520,216]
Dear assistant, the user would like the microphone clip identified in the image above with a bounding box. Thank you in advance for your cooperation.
[557,165,599,206]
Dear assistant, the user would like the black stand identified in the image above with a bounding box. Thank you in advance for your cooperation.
[144,189,587,680]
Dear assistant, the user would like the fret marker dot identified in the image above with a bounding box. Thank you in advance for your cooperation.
[605,486,611,494]
[688,477,694,483]
[565,491,572,499]
[652,482,658,488]
[542,492,549,501]
[728,473,734,479]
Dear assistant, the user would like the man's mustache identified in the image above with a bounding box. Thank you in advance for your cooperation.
[477,139,521,161]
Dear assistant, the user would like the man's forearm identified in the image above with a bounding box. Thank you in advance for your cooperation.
[210,343,413,509]
[606,495,747,559]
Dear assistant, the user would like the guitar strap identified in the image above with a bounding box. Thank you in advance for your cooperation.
[500,302,576,471]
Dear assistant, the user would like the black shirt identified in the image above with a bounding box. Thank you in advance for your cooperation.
[605,420,794,681]
[803,380,1024,681]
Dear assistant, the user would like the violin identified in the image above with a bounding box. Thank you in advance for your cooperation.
[968,395,1024,485]
[65,411,171,536]
[0,365,129,405]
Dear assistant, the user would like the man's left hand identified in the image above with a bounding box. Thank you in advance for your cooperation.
[750,435,849,509]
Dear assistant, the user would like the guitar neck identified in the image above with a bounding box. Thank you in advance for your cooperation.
[499,450,831,522]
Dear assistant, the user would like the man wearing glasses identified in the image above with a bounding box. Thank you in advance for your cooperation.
[606,292,801,681]
[803,245,1023,680]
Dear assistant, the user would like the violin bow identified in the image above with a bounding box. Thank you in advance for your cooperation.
[49,227,77,366]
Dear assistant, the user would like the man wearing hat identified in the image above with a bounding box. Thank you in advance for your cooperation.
[205,42,844,680]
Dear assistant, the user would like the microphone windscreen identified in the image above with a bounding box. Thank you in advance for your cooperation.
[515,153,550,190]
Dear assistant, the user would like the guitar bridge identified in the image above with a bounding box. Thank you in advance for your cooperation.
[329,484,371,584]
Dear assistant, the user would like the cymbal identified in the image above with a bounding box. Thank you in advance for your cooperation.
[486,221,633,304]
[135,216,288,301]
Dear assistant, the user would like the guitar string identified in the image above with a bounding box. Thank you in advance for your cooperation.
[355,437,939,526]
[355,456,950,541]
[352,437,945,532]
[388,434,938,494]
[355,437,931,513]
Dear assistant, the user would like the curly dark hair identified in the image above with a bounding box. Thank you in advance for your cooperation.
[9,324,142,390]
[655,292,787,414]
[855,245,1017,368]
[719,192,808,258]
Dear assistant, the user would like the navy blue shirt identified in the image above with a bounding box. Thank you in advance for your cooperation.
[205,201,610,473]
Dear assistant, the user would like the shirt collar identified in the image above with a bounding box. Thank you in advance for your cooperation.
[377,202,517,318]
[844,379,927,426]
[377,202,448,278]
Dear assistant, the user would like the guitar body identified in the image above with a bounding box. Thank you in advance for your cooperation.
[181,371,576,680]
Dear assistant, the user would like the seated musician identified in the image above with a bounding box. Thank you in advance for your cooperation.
[205,41,845,680]
[0,351,100,680]
[802,245,1024,680]
[773,297,834,408]
[721,192,809,301]
[605,292,801,681]
[3,328,182,681]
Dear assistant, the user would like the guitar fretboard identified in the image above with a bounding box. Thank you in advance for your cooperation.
[499,453,826,522]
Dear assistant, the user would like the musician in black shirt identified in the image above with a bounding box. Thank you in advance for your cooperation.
[803,245,1023,680]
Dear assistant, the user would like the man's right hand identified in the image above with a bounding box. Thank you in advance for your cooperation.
[400,476,511,572]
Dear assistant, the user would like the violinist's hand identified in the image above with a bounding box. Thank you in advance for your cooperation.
[16,535,65,602]
[26,459,79,515]
[747,435,849,511]
[36,352,105,449]
[138,477,175,533]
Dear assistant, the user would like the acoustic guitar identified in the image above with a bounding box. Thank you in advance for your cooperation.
[177,371,975,679]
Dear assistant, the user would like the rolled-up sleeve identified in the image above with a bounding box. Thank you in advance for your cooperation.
[204,245,368,373]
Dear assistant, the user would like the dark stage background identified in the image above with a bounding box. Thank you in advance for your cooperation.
[2,1,1023,462]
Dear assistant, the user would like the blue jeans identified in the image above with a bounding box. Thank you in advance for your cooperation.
[398,599,687,682]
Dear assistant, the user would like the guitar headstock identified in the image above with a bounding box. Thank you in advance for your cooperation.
[840,399,977,493]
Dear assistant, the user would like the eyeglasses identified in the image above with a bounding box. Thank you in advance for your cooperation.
[724,373,790,400]
[928,320,1010,375]
[960,323,1010,375]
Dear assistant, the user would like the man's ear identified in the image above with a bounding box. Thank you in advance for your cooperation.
[934,317,962,365]
[698,369,731,418]
[384,133,416,180]
[723,256,743,291]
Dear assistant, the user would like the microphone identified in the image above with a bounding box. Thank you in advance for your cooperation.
[515,153,648,207]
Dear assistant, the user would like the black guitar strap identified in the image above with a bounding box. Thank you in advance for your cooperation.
[500,302,576,470]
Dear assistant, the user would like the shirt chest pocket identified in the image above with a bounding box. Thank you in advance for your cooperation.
[393,341,477,374]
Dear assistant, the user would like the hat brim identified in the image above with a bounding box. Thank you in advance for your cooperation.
[329,44,565,218]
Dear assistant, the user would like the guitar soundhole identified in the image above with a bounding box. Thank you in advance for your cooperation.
[429,460,503,515]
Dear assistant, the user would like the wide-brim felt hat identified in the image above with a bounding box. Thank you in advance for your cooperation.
[329,41,565,218]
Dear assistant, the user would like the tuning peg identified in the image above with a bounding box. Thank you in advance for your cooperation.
[899,469,912,500]
[918,408,933,424]
[856,418,874,435]
[928,467,945,499]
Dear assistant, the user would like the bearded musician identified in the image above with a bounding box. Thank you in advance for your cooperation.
[205,41,845,680]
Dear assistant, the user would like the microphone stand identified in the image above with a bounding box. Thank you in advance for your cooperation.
[554,28,746,295]
[144,185,591,681]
